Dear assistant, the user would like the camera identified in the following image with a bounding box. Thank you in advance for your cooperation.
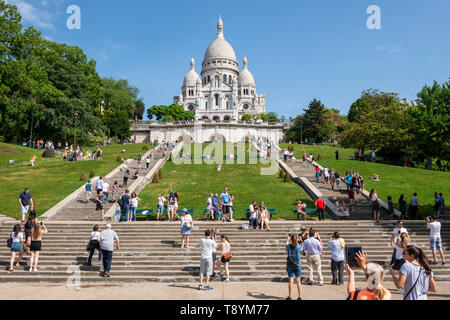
[288,233,293,237]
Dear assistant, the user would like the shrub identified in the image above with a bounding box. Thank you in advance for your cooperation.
[158,169,163,179]
[143,144,149,151]
[42,148,56,158]
[116,155,122,162]
[80,172,87,181]
[89,170,95,178]
[152,172,160,183]
[279,170,285,178]
[284,173,291,183]
[317,153,322,161]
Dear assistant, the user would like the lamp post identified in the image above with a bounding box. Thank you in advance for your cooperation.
[134,115,138,143]
[74,112,79,148]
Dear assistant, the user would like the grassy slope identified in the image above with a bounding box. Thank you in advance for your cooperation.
[280,143,450,217]
[139,144,315,220]
[0,143,150,218]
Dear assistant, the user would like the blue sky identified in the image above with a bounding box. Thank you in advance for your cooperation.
[7,0,450,119]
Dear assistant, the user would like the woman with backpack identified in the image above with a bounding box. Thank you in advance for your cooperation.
[8,224,25,272]
[180,209,192,249]
[389,245,437,300]
[285,234,302,300]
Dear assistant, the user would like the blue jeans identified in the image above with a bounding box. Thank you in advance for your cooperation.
[249,217,258,229]
[215,210,222,220]
[102,249,113,273]
[102,192,109,204]
[130,207,137,221]
[120,205,130,222]
[315,173,320,183]
[88,247,102,266]
[114,206,121,222]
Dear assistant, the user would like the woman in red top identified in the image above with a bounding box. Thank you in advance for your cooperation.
[346,251,392,300]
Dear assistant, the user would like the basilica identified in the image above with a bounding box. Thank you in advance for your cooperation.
[173,17,266,121]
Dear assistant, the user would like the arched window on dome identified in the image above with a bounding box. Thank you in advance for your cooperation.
[228,75,232,84]
[207,76,211,83]
[223,75,227,83]
[225,96,230,110]
[205,101,208,110]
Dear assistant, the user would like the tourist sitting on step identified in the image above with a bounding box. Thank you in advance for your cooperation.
[132,170,139,180]
[296,201,307,220]
[258,202,270,231]
[336,199,350,218]
[346,251,392,300]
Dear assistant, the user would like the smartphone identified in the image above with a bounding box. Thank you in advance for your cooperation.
[346,247,362,269]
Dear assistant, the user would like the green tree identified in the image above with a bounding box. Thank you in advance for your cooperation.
[301,99,333,143]
[266,112,278,122]
[409,79,450,162]
[340,103,414,159]
[241,114,252,121]
[103,109,132,139]
[147,104,195,121]
[348,89,399,123]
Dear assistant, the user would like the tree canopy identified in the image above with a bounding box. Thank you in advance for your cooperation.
[0,0,144,144]
[147,104,195,122]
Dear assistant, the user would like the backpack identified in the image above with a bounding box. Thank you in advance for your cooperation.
[287,245,300,267]
[118,197,123,209]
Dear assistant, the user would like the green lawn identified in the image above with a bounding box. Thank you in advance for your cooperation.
[0,143,151,218]
[139,154,315,220]
[280,143,450,217]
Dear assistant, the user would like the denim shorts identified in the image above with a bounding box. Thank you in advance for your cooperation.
[11,242,23,252]
[212,252,217,262]
[286,265,302,278]
[430,237,442,251]
[21,205,29,214]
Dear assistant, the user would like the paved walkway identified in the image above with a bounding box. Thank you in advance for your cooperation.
[1,281,449,300]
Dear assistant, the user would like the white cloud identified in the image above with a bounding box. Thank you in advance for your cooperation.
[6,0,56,30]
[376,43,403,53]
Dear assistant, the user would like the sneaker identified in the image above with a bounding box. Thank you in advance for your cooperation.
[286,297,292,300]
[443,262,446,265]
[88,216,92,221]
[225,278,230,282]
[33,267,38,272]
[197,285,203,290]
[211,273,217,278]
[297,297,303,301]
[29,267,33,272]
[431,261,438,265]
[308,281,314,286]
[105,272,110,278]
[204,286,213,290]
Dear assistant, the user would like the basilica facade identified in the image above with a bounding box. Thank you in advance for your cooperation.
[173,17,266,121]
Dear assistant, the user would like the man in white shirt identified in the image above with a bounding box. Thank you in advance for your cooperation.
[198,230,216,291]
[390,220,408,265]
[426,216,446,265]
[249,201,258,229]
[157,194,166,220]
[100,224,119,278]
[102,181,109,204]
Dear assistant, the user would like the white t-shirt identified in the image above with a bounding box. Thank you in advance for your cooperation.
[90,231,101,241]
[371,193,378,201]
[158,197,166,206]
[146,158,150,163]
[400,262,433,300]
[131,197,138,208]
[181,214,192,226]
[102,182,109,192]
[11,232,23,243]
[429,222,441,238]
[324,168,329,177]
[249,205,257,219]
[393,227,408,236]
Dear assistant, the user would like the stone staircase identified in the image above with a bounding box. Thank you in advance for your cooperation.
[1,221,449,284]
[46,148,166,221]
[283,159,378,220]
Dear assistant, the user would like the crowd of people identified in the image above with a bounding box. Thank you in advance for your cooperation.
[63,146,103,162]
[204,189,235,222]
[248,201,271,230]
[284,219,443,300]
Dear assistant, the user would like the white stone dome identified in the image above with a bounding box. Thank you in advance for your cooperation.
[183,57,201,87]
[238,57,255,86]
[203,16,237,63]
